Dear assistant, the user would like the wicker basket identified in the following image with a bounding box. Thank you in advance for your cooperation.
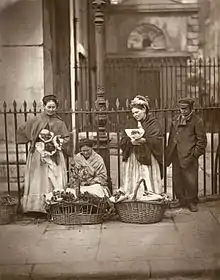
[0,204,17,225]
[50,200,106,225]
[116,179,167,224]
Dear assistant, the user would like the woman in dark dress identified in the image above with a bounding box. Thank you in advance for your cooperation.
[120,95,163,200]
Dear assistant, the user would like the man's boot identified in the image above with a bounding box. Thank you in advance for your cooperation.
[170,199,187,208]
[188,202,198,212]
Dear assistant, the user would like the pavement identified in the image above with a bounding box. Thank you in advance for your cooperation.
[1,201,220,280]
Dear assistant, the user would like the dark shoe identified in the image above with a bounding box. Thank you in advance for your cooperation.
[188,203,198,212]
[170,199,187,208]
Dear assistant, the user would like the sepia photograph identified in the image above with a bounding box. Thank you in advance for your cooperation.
[0,0,220,279]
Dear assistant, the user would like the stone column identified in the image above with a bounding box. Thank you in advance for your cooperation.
[92,0,112,193]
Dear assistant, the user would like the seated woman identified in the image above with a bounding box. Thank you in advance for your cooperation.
[68,138,110,198]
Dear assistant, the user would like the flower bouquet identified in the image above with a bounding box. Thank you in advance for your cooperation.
[0,195,18,225]
[37,129,64,157]
[125,128,145,141]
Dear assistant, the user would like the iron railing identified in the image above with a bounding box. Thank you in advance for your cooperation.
[0,101,220,204]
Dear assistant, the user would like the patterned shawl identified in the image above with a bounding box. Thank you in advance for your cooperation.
[72,150,107,186]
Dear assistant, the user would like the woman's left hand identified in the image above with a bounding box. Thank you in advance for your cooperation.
[131,138,146,145]
[137,137,146,144]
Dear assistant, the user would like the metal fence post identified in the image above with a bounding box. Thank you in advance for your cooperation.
[92,0,112,193]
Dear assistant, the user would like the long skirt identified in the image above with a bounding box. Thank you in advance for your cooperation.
[22,150,67,213]
[121,152,162,200]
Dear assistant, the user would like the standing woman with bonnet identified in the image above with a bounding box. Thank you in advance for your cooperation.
[120,95,163,200]
[17,95,70,215]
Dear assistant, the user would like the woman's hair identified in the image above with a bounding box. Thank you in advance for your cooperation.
[42,95,59,107]
[79,138,94,148]
[130,95,150,112]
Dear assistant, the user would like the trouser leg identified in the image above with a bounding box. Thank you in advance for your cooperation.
[172,149,186,204]
[182,159,199,204]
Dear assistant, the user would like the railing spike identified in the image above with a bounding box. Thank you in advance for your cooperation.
[3,101,7,110]
[23,101,27,111]
[116,98,120,109]
[13,100,17,111]
[75,100,78,110]
[106,99,109,109]
[125,99,129,109]
[85,100,89,110]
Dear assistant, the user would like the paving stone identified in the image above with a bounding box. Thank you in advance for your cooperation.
[47,223,101,231]
[149,258,215,278]
[0,264,32,280]
[38,227,101,246]
[32,261,150,279]
[0,225,45,265]
[97,242,187,262]
[26,243,97,264]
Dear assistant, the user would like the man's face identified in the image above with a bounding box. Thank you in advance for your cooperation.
[80,145,92,159]
[179,106,191,117]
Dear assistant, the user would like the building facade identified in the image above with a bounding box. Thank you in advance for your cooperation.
[199,0,220,57]
[105,0,200,108]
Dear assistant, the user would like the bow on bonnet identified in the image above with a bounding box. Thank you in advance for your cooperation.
[130,95,150,109]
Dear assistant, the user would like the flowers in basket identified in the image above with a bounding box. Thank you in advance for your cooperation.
[110,188,171,204]
[69,163,89,183]
[0,195,18,225]
[36,129,64,158]
[44,189,108,214]
[0,195,18,206]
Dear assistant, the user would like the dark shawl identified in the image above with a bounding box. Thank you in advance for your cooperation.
[120,113,163,176]
[16,112,70,155]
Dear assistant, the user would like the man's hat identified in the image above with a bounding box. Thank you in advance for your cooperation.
[178,97,195,108]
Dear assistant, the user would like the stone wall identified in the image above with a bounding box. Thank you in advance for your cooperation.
[106,13,190,54]
[106,0,199,56]
[187,13,200,55]
[199,0,220,57]
[0,0,44,109]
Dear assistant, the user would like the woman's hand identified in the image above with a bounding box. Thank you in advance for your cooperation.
[131,138,146,145]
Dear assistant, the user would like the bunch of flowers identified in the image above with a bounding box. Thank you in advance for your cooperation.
[69,162,90,184]
[44,189,108,215]
[36,129,64,158]
[125,128,145,141]
[0,195,18,206]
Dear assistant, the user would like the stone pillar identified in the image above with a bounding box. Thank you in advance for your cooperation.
[92,0,106,95]
[92,0,112,193]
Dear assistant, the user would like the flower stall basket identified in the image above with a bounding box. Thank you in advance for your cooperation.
[0,200,17,225]
[115,179,168,224]
[49,178,107,225]
[50,200,105,225]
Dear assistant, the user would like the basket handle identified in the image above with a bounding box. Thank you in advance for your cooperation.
[131,178,148,201]
[76,178,81,197]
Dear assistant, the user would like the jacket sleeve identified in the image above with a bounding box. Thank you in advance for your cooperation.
[193,118,207,158]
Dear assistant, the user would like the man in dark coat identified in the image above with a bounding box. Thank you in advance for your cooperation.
[166,98,207,212]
